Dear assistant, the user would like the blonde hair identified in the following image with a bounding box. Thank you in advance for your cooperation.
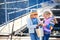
[43,11,53,17]
[30,12,38,18]
[44,11,51,15]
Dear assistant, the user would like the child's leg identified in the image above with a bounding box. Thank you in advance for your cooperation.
[30,33,36,40]
[43,33,50,40]
[35,31,40,40]
[45,34,50,40]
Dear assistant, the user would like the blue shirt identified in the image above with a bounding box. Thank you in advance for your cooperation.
[31,18,38,25]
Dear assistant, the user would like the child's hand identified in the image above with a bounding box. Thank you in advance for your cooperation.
[38,23,46,27]
[36,24,40,28]
[50,26,53,30]
[38,23,43,26]
[43,24,46,27]
[36,23,43,28]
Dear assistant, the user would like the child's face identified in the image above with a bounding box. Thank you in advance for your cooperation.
[43,13,50,19]
[33,14,38,18]
[31,14,38,18]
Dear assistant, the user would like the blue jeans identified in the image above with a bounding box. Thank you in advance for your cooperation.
[30,31,40,40]
[43,33,50,40]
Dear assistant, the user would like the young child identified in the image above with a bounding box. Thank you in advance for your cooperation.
[27,12,43,40]
[42,11,56,40]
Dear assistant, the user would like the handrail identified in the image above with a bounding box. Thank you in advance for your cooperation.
[0,3,39,32]
[0,0,51,5]
[0,12,29,32]
[8,4,40,14]
[0,0,28,5]
[14,24,27,35]
[0,2,40,27]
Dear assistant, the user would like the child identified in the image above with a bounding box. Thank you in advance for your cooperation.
[27,12,43,40]
[42,11,56,40]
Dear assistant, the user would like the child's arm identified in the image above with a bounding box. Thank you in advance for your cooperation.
[54,18,58,24]
[50,26,53,30]
[50,20,55,30]
[51,13,58,24]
